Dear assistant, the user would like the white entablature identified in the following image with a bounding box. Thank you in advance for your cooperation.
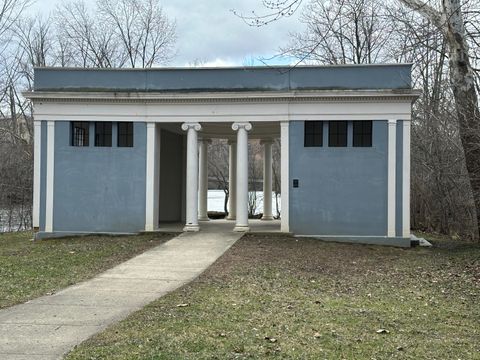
[26,90,418,123]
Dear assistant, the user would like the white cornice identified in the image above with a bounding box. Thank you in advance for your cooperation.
[23,89,421,104]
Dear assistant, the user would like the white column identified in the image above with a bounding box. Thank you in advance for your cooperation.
[182,122,201,231]
[232,122,252,232]
[402,120,411,238]
[227,140,237,220]
[261,139,273,220]
[45,121,55,233]
[33,121,42,231]
[387,119,397,238]
[198,138,210,221]
[145,123,160,231]
[280,121,289,232]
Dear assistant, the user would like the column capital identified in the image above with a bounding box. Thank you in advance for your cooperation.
[181,122,202,131]
[232,122,252,132]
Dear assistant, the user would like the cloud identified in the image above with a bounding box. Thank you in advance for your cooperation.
[30,0,304,67]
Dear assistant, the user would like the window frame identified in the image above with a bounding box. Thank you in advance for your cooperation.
[353,121,373,147]
[71,121,90,147]
[304,121,323,147]
[94,122,112,147]
[328,121,348,147]
[117,122,134,148]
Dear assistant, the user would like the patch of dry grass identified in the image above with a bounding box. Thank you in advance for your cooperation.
[0,231,176,309]
[67,233,480,359]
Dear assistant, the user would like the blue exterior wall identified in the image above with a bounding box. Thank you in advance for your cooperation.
[290,120,392,238]
[40,121,148,234]
[396,121,404,237]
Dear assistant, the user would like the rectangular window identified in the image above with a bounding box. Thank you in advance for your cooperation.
[118,122,134,147]
[304,121,323,147]
[353,121,373,147]
[71,122,89,147]
[95,122,112,147]
[328,121,347,147]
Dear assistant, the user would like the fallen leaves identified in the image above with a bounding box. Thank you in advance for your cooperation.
[376,329,390,334]
[176,303,189,308]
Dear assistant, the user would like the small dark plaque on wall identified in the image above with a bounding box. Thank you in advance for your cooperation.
[293,179,299,188]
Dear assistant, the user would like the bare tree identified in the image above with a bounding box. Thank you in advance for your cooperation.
[398,0,480,239]
[54,1,122,68]
[282,0,393,64]
[97,0,176,68]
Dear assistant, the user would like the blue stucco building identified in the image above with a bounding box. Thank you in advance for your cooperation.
[26,64,419,246]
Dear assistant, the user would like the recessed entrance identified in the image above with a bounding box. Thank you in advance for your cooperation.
[153,121,283,233]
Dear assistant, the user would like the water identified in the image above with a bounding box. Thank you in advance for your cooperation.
[208,189,281,215]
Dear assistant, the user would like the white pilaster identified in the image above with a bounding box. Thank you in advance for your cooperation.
[198,138,210,221]
[182,122,202,231]
[45,121,55,233]
[227,140,237,220]
[402,120,411,238]
[280,121,289,232]
[145,123,160,231]
[261,139,273,220]
[387,119,397,238]
[33,121,42,230]
[232,122,252,232]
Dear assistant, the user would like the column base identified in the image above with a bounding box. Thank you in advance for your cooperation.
[261,215,274,221]
[183,224,200,232]
[233,225,250,232]
[198,216,210,221]
[144,224,159,232]
[226,215,236,220]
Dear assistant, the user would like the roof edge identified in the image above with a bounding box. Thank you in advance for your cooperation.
[33,63,413,72]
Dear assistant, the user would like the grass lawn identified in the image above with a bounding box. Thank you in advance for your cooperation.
[66,233,480,359]
[0,231,176,309]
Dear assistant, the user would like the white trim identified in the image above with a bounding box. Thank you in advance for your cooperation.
[402,120,411,237]
[280,121,289,232]
[145,123,158,231]
[25,89,421,102]
[387,119,397,237]
[33,121,42,229]
[32,100,414,123]
[45,121,55,232]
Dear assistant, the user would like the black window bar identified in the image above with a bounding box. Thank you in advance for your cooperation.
[353,121,373,147]
[118,122,134,147]
[328,121,347,147]
[71,122,90,147]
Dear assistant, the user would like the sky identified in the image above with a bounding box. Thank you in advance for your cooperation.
[29,0,304,67]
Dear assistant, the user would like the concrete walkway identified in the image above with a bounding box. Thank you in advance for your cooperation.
[0,231,242,359]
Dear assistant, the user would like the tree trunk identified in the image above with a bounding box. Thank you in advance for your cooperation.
[442,0,480,238]
[400,0,480,239]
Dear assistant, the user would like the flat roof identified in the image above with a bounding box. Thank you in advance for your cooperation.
[34,64,413,92]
